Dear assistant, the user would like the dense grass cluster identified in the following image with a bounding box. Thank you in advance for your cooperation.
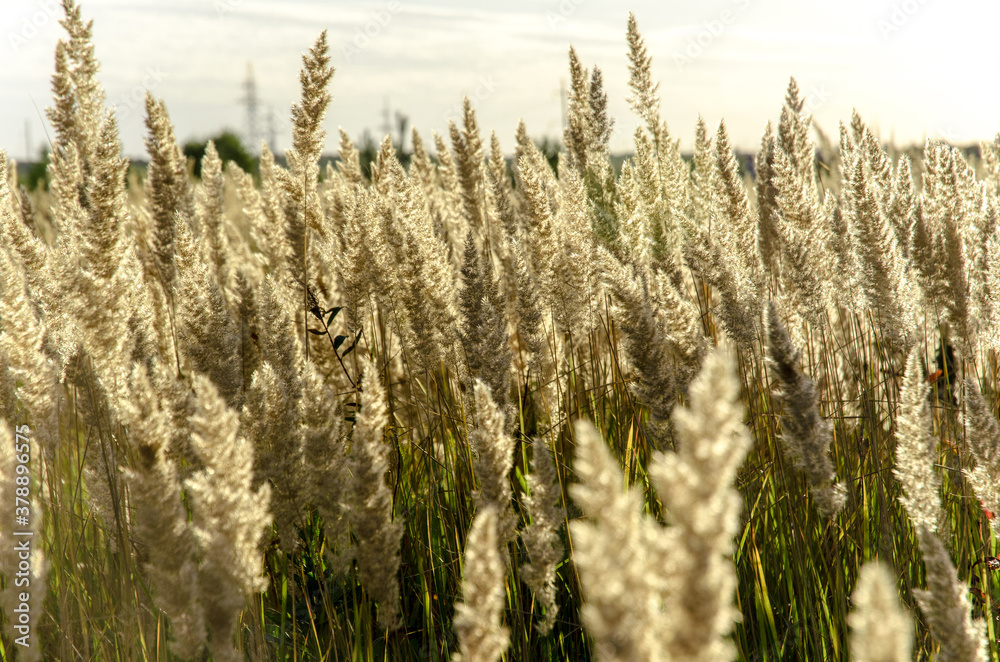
[4,1,1000,660]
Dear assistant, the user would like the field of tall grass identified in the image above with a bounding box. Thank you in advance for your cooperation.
[4,1,1000,660]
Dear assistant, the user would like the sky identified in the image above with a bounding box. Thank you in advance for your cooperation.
[1,0,999,161]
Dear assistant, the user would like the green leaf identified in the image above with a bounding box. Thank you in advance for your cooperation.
[341,329,364,357]
[333,334,348,349]
[308,328,325,336]
[326,307,344,326]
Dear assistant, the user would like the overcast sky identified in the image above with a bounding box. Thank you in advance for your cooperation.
[2,0,998,161]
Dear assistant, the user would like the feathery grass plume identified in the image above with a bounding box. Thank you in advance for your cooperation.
[755,121,781,279]
[0,341,16,425]
[843,149,918,347]
[849,561,914,662]
[411,128,445,218]
[777,78,817,195]
[766,302,846,517]
[967,184,997,354]
[347,358,403,630]
[561,46,618,249]
[489,140,519,243]
[896,351,986,655]
[375,149,461,370]
[450,99,488,236]
[432,130,469,248]
[1,152,50,303]
[912,529,987,662]
[514,119,558,195]
[143,92,193,290]
[581,65,621,255]
[0,244,60,453]
[648,346,751,661]
[370,133,400,194]
[287,29,333,213]
[460,232,514,425]
[124,224,178,374]
[689,120,763,350]
[771,144,830,326]
[983,234,1000,353]
[894,349,942,533]
[331,186,372,335]
[827,186,863,313]
[630,126,689,278]
[519,150,598,339]
[194,140,229,288]
[283,32,334,359]
[517,152,558,286]
[600,247,707,449]
[613,161,648,263]
[714,120,763,289]
[961,379,1000,536]
[888,155,916,259]
[507,236,546,378]
[861,124,893,214]
[626,12,664,152]
[243,362,305,553]
[242,277,305,552]
[487,131,510,209]
[922,141,973,351]
[982,133,1000,197]
[231,271,261,392]
[486,132,520,288]
[690,116,717,233]
[300,359,348,566]
[550,162,600,337]
[908,198,946,313]
[64,112,144,403]
[569,418,666,661]
[185,373,272,662]
[520,439,564,635]
[252,275,304,384]
[121,364,204,659]
[246,144,292,282]
[452,506,510,662]
[337,128,365,187]
[46,0,105,179]
[173,212,242,407]
[563,46,592,177]
[469,380,518,550]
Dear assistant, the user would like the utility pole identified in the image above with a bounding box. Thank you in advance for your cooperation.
[242,63,259,155]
